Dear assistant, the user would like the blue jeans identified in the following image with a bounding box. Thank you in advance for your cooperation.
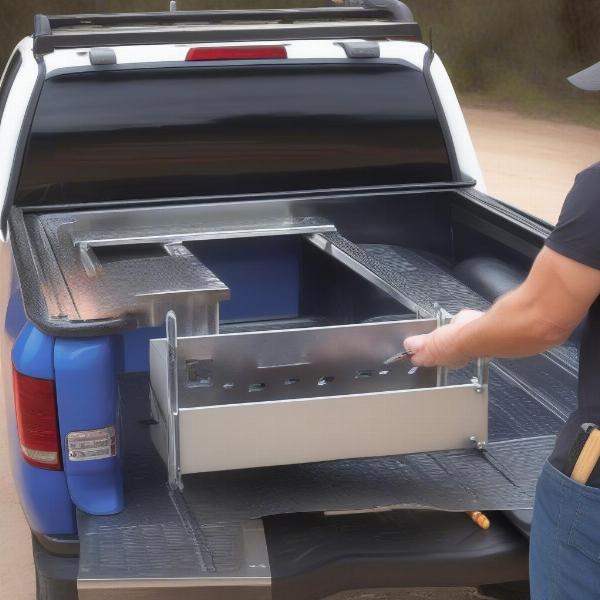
[530,461,600,599]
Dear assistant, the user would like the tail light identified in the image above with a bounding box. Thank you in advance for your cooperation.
[186,45,288,61]
[12,367,61,470]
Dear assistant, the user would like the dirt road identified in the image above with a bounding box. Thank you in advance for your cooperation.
[465,107,600,224]
[1,107,599,600]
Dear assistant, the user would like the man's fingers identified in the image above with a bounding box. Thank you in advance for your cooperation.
[404,335,425,355]
[410,352,433,368]
[403,335,431,367]
[405,318,477,368]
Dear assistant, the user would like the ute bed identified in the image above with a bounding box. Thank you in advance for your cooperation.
[59,197,574,597]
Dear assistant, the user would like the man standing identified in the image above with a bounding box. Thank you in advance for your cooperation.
[405,61,600,600]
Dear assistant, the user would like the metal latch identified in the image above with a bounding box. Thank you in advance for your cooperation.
[338,41,381,59]
[90,47,116,66]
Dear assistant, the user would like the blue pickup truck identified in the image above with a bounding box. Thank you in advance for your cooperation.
[0,2,576,599]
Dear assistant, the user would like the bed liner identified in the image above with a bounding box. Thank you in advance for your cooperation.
[79,372,546,583]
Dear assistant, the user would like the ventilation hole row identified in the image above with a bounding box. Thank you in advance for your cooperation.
[220,369,392,393]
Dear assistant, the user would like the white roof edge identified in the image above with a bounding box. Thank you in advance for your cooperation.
[428,53,486,191]
[0,36,38,241]
[44,39,428,74]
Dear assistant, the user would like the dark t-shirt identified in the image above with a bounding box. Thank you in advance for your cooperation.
[546,162,600,484]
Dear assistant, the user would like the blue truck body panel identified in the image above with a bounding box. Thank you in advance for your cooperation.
[8,326,126,530]
[54,337,123,515]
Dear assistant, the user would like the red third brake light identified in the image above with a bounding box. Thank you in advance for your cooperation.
[186,45,288,62]
[12,367,61,470]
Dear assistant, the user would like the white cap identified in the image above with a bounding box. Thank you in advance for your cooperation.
[568,61,600,91]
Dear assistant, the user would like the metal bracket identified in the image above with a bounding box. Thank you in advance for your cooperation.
[338,0,415,21]
[433,303,490,392]
[434,303,452,388]
[433,305,489,452]
[166,311,182,491]
[475,357,489,390]
[470,435,487,452]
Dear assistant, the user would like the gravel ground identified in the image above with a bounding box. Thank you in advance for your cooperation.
[464,106,600,225]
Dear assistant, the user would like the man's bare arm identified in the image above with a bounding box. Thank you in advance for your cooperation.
[405,247,600,367]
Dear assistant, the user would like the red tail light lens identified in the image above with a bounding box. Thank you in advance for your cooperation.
[186,45,288,61]
[12,367,61,470]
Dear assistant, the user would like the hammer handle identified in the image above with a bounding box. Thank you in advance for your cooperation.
[571,429,600,484]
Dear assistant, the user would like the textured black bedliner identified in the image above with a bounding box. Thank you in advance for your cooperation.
[487,366,564,441]
[180,435,554,517]
[266,511,529,596]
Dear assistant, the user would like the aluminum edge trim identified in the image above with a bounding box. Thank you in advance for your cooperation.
[308,232,426,316]
[78,576,272,590]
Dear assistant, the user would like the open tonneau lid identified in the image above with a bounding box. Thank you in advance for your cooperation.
[32,1,422,55]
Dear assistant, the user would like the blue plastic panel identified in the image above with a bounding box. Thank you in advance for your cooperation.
[189,236,300,322]
[4,259,26,340]
[120,326,162,373]
[10,324,76,534]
[12,323,54,380]
[54,336,123,515]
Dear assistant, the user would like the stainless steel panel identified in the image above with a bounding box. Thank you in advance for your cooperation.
[65,243,228,323]
[178,384,487,474]
[78,520,271,600]
[175,320,439,408]
[58,203,335,248]
[39,216,231,328]
[150,319,487,474]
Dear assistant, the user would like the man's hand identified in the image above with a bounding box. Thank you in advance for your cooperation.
[404,310,484,368]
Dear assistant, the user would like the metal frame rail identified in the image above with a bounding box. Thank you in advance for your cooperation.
[33,1,421,55]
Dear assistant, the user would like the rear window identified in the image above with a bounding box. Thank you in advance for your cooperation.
[16,62,452,206]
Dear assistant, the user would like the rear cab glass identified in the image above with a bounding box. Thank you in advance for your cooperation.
[16,61,452,206]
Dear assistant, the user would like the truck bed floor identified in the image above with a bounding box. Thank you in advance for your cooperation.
[78,242,571,595]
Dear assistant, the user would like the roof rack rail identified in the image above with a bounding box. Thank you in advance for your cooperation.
[32,2,420,55]
[335,1,414,22]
